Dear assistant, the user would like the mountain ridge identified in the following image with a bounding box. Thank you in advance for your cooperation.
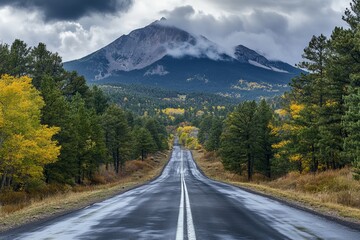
[64,19,303,99]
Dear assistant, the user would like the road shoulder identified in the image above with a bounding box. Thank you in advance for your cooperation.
[191,149,360,231]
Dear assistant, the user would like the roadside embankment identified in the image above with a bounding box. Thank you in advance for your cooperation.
[192,150,360,224]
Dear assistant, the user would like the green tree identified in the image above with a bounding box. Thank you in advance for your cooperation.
[220,101,258,180]
[102,105,132,173]
[343,87,360,179]
[0,43,10,75]
[29,42,63,89]
[145,118,164,151]
[61,71,90,100]
[254,100,274,178]
[205,117,223,152]
[8,39,31,77]
[288,34,330,172]
[88,86,109,115]
[134,127,156,161]
[324,0,360,168]
[198,115,213,144]
[68,94,106,183]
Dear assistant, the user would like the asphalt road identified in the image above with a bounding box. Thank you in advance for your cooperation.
[2,145,360,240]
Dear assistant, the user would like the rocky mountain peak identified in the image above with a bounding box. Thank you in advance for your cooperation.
[234,45,269,65]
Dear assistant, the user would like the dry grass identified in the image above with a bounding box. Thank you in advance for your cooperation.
[0,151,170,232]
[192,149,360,223]
[267,168,360,209]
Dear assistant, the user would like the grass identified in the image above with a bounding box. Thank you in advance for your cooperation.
[192,149,360,223]
[0,151,170,232]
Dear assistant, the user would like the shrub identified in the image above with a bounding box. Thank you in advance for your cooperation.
[0,190,27,205]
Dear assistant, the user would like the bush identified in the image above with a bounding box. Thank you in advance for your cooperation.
[91,174,107,185]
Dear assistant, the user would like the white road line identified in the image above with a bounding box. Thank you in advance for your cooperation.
[183,175,196,240]
[176,150,184,240]
[176,149,196,240]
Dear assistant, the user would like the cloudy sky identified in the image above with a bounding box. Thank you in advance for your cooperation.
[0,0,351,65]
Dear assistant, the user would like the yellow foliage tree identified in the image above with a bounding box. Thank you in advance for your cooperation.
[177,126,200,150]
[162,108,185,116]
[0,75,60,190]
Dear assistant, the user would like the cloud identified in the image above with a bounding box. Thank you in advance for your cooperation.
[0,0,133,21]
[165,36,224,60]
[0,0,351,65]
[160,5,195,18]
[159,1,349,65]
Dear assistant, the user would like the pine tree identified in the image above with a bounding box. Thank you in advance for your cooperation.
[29,42,63,89]
[145,118,163,151]
[342,87,360,179]
[88,86,109,115]
[8,39,31,77]
[220,101,258,180]
[134,127,156,161]
[0,43,10,75]
[198,115,213,144]
[102,105,132,173]
[288,35,330,172]
[254,100,274,178]
[205,117,223,152]
[324,0,360,168]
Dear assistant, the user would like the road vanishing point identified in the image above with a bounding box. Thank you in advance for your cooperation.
[2,145,360,239]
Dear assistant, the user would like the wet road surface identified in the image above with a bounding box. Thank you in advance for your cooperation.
[2,145,360,239]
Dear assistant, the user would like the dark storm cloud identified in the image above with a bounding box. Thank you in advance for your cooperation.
[0,0,133,21]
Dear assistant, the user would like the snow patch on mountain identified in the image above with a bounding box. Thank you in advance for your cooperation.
[270,66,289,73]
[248,60,272,70]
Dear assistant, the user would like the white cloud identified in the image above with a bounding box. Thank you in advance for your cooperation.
[0,0,351,64]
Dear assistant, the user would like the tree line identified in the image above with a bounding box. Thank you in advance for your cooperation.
[0,40,168,192]
[197,1,360,180]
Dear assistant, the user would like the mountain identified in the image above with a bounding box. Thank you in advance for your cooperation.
[64,18,303,100]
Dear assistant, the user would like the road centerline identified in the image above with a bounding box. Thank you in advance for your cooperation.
[175,149,185,240]
[176,149,196,240]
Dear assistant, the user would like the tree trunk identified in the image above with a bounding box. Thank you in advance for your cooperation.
[113,150,117,173]
[247,152,252,181]
[77,158,82,184]
[298,160,303,174]
[311,144,318,173]
[44,167,50,184]
[266,154,271,178]
[0,171,7,191]
[115,148,120,174]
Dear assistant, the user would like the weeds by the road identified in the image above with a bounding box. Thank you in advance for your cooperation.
[192,150,360,223]
[0,151,169,232]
